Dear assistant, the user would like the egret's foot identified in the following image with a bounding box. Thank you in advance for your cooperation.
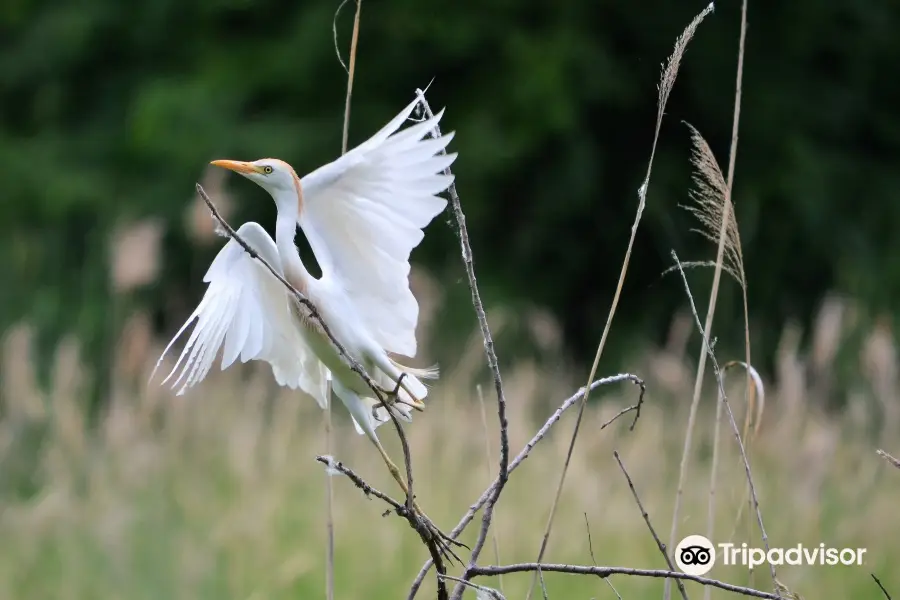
[374,373,425,412]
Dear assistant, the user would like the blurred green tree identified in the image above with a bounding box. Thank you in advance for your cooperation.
[1,0,898,406]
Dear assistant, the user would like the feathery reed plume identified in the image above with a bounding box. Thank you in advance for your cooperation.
[524,5,715,600]
[682,122,745,288]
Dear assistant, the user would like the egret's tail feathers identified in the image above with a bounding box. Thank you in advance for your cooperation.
[390,359,440,381]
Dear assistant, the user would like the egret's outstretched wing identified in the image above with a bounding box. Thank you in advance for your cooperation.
[298,96,457,357]
[151,222,330,407]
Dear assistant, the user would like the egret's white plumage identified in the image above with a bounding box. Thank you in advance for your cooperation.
[151,97,455,492]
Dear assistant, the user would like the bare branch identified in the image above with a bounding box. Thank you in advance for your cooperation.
[316,455,405,511]
[413,90,511,600]
[469,563,781,599]
[407,374,645,599]
[316,453,454,600]
[877,449,900,470]
[671,252,780,598]
[613,451,689,600]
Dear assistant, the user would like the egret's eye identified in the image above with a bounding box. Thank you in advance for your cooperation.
[263,165,274,175]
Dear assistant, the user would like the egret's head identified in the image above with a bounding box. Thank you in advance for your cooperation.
[210,158,300,198]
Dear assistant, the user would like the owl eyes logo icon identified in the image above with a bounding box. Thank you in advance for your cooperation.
[675,535,716,576]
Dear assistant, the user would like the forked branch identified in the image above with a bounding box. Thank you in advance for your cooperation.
[407,373,645,599]
[315,455,454,600]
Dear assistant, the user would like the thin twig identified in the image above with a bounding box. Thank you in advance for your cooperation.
[877,449,900,470]
[407,374,645,599]
[585,514,623,600]
[671,252,780,599]
[317,455,406,511]
[872,573,893,600]
[438,575,506,600]
[526,7,715,599]
[323,379,335,600]
[477,385,504,596]
[413,89,511,600]
[613,451,689,600]
[469,563,781,599]
[331,0,350,74]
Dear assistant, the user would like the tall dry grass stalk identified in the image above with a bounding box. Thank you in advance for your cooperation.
[327,1,364,598]
[664,2,753,598]
[524,5,715,599]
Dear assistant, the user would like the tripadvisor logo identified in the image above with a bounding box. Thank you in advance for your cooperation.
[674,535,868,576]
[675,535,716,576]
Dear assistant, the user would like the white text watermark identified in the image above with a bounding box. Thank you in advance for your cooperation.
[674,535,867,576]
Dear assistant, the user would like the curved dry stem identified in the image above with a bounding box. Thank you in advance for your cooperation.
[672,251,781,599]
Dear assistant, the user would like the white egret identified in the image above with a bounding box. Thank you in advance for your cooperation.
[152,96,456,510]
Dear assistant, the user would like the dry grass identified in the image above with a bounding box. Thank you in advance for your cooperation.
[1,283,898,599]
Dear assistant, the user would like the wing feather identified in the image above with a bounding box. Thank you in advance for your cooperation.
[152,222,330,407]
[298,96,457,357]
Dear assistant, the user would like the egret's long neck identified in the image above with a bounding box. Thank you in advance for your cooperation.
[272,188,312,295]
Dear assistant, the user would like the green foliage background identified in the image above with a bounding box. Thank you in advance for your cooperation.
[1,0,898,396]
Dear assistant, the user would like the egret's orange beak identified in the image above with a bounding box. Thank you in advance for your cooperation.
[210,159,260,175]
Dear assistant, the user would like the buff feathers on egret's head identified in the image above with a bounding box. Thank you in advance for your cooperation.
[209,159,303,197]
[151,94,456,509]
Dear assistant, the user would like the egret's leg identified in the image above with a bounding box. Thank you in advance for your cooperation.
[372,436,425,512]
[370,436,465,563]
[374,439,409,494]
[332,378,464,561]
